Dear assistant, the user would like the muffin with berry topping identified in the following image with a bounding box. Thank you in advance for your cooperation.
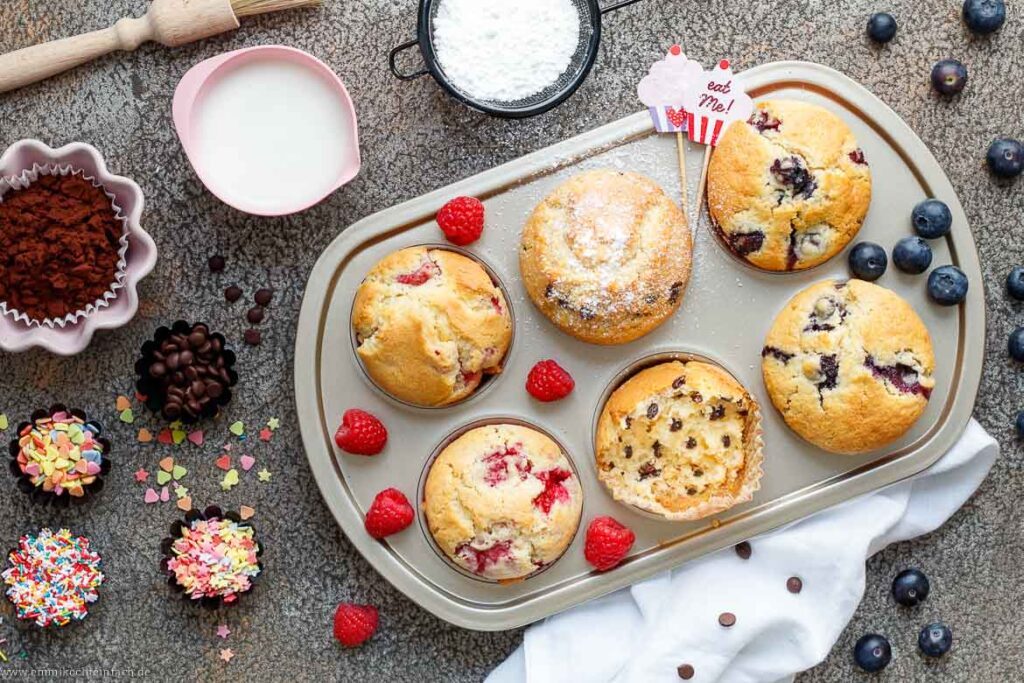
[596,360,763,521]
[424,423,582,581]
[520,169,692,345]
[352,246,512,407]
[761,279,935,454]
[707,100,872,271]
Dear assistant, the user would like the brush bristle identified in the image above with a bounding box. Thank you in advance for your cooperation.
[231,0,320,18]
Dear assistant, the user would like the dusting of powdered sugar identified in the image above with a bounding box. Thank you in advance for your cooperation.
[432,0,581,103]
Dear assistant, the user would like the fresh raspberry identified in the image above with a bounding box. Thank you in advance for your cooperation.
[332,602,379,647]
[334,409,387,455]
[525,360,575,402]
[584,516,635,571]
[437,196,485,246]
[364,488,415,538]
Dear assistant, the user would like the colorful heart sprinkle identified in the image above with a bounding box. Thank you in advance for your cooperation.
[157,429,174,445]
[115,395,132,412]
[159,457,174,473]
[156,470,172,486]
[137,428,153,443]
[239,505,255,520]
[240,455,255,472]
[229,421,245,437]
[144,488,159,504]
[0,414,9,431]
[216,455,231,471]
[172,430,187,445]
[177,496,192,512]
[187,430,204,446]
[119,409,134,424]
[172,464,187,480]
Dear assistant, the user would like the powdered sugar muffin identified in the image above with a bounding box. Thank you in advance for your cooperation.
[595,360,763,521]
[520,169,692,345]
[762,279,935,454]
[424,424,582,581]
[707,100,872,271]
[352,247,512,407]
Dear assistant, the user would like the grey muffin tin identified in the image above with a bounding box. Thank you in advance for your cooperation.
[295,61,984,630]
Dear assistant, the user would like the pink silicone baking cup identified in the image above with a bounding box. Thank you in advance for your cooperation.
[0,140,157,355]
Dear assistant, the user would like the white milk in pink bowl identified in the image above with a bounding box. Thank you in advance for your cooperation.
[173,45,361,217]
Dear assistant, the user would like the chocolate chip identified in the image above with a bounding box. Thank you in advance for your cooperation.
[677,664,695,680]
[693,468,703,477]
[638,461,661,481]
[647,403,659,419]
[686,437,697,449]
[735,541,752,559]
[244,329,262,346]
[672,376,686,389]
[787,577,803,594]
[652,441,662,458]
[722,435,731,447]
[208,255,225,273]
[668,282,684,304]
[254,288,273,306]
[247,306,265,324]
[685,486,697,495]
[624,445,633,459]
[718,612,736,628]
[690,391,703,403]
[225,286,243,303]
[710,405,726,420]
[624,416,633,429]
[670,418,682,432]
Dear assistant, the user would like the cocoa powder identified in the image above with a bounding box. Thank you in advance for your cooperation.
[0,172,123,321]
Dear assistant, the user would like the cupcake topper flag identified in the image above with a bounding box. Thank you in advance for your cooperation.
[681,59,754,207]
[637,44,704,211]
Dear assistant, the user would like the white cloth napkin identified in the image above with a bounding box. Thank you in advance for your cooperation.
[488,419,997,683]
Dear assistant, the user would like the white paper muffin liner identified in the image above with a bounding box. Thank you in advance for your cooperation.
[0,163,130,329]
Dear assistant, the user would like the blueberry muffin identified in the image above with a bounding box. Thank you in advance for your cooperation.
[424,424,583,581]
[352,247,512,407]
[595,360,763,521]
[761,279,935,454]
[707,100,872,271]
[520,169,692,345]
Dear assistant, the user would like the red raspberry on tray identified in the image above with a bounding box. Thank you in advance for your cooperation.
[437,196,485,246]
[333,602,379,647]
[364,488,415,539]
[335,409,387,455]
[584,516,636,571]
[526,359,575,402]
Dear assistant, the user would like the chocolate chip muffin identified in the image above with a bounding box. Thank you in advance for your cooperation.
[595,360,763,521]
[424,424,582,581]
[352,247,512,407]
[761,279,935,454]
[519,169,692,345]
[707,100,872,271]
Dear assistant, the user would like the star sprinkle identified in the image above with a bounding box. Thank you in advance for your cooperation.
[134,468,149,483]
[118,409,134,424]
[216,624,231,639]
[257,469,272,483]
[2,528,104,628]
[219,648,234,663]
[267,417,280,431]
[240,455,255,472]
[174,485,189,499]
[258,428,273,442]
[137,428,153,443]
[221,469,240,491]
[229,421,245,437]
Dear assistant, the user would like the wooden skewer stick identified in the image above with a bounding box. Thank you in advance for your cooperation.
[675,131,689,215]
[696,146,712,213]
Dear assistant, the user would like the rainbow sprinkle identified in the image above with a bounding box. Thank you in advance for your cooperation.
[2,529,104,628]
[15,410,104,497]
[167,518,260,604]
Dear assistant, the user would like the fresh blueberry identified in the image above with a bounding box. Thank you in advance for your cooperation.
[893,237,933,275]
[927,265,969,305]
[849,242,888,281]
[892,568,930,606]
[854,634,892,672]
[918,623,953,657]
[1016,411,1024,438]
[987,138,1023,178]
[867,13,898,43]
[963,0,1006,34]
[931,59,968,95]
[912,199,953,239]
[1009,327,1024,362]
[1007,267,1024,300]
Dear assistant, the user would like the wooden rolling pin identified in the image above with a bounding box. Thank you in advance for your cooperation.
[0,0,318,94]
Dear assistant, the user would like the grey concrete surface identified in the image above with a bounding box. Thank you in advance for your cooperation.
[0,0,1021,680]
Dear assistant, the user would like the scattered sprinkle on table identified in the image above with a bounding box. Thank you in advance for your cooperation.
[254,288,273,306]
[134,468,149,482]
[115,395,132,412]
[267,417,280,431]
[257,469,272,483]
[2,529,104,628]
[225,286,243,303]
[240,454,255,471]
[217,624,231,639]
[239,505,255,521]
[677,663,695,680]
[258,428,273,442]
[220,469,240,491]
[137,428,153,443]
[0,414,8,431]
[208,255,226,273]
[787,576,803,594]
[164,515,260,604]
[13,408,107,499]
[229,421,245,437]
[216,455,232,471]
[219,648,234,663]
[734,541,751,559]
[718,612,736,628]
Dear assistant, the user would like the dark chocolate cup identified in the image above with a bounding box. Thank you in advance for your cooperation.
[159,505,263,610]
[7,403,111,508]
[135,321,239,424]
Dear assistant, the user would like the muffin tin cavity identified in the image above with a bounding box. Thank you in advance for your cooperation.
[349,244,516,410]
[417,417,583,583]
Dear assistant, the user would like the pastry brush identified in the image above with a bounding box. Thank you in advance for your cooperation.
[0,0,319,94]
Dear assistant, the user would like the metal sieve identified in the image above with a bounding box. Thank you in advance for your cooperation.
[388,0,642,118]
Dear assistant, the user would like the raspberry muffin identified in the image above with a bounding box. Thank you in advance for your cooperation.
[595,360,763,521]
[520,169,692,345]
[424,424,582,581]
[707,100,872,271]
[352,247,512,407]
[761,279,935,454]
